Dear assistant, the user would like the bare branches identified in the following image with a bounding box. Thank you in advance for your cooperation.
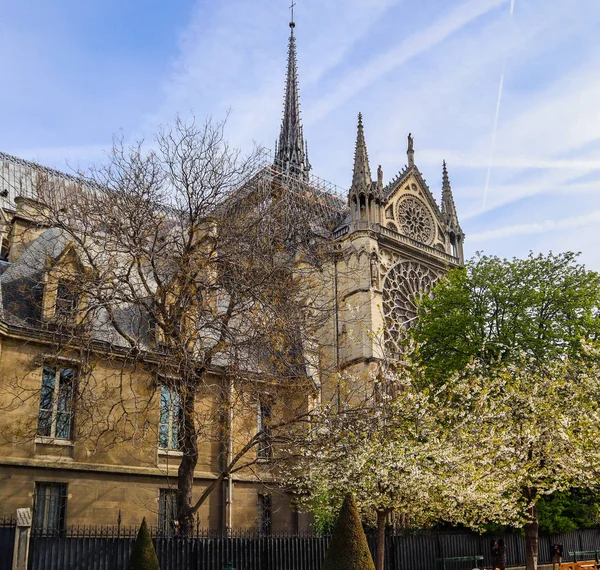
[0,116,347,534]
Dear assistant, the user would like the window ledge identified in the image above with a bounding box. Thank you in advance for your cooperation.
[35,437,74,447]
[158,449,183,457]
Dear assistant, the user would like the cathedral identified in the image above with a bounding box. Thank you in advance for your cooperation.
[271,17,464,373]
[0,15,463,532]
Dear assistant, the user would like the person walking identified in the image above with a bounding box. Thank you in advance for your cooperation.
[551,543,563,570]
[491,539,506,570]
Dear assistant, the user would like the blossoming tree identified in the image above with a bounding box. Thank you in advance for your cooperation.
[286,348,600,570]
[283,360,507,570]
[471,351,600,570]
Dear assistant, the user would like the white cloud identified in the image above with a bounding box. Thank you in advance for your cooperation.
[3,0,600,269]
[470,210,600,242]
[306,0,509,124]
[419,151,600,171]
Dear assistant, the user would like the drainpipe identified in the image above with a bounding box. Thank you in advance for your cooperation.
[333,255,340,410]
[226,376,234,534]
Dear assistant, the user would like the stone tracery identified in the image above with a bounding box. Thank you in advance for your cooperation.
[382,260,439,353]
[396,195,435,245]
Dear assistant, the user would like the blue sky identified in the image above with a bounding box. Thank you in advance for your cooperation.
[2,0,600,269]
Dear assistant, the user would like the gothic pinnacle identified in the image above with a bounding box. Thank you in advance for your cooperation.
[351,112,372,190]
[441,160,460,226]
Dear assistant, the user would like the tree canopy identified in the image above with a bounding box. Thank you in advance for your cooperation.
[412,251,600,383]
[288,344,600,570]
[283,362,508,570]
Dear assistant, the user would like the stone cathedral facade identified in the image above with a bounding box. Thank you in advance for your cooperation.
[271,18,464,377]
[0,18,463,531]
[331,117,463,374]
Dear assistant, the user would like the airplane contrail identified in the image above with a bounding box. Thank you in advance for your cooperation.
[481,0,516,211]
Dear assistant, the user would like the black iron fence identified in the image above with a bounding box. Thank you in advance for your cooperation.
[27,528,329,570]
[0,516,15,570]
[2,523,598,570]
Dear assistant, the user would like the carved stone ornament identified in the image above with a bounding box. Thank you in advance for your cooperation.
[370,253,379,288]
[382,260,439,353]
[396,195,434,245]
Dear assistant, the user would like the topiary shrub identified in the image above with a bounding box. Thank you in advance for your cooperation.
[322,492,375,570]
[127,518,160,570]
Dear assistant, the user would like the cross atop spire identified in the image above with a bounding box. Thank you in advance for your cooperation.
[275,8,311,181]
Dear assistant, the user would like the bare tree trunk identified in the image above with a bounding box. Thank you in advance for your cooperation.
[177,388,198,536]
[376,509,387,570]
[524,489,539,570]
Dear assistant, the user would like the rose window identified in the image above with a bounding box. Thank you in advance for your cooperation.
[382,261,439,353]
[396,196,434,245]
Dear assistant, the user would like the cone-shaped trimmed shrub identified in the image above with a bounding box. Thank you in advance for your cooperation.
[127,518,160,570]
[322,492,376,570]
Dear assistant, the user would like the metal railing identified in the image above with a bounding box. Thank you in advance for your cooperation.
[21,523,600,570]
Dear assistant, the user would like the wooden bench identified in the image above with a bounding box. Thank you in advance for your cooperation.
[569,551,600,563]
[560,554,600,570]
[560,563,598,570]
[435,555,484,570]
[578,563,599,570]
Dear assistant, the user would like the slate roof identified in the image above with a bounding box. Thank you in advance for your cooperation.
[0,227,153,349]
[0,151,99,213]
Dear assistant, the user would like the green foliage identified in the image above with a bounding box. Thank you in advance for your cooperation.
[322,492,376,570]
[127,519,160,570]
[309,493,339,536]
[413,251,600,384]
[538,490,600,534]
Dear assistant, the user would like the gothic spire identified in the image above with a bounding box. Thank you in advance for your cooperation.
[275,14,311,181]
[441,160,460,228]
[351,112,372,191]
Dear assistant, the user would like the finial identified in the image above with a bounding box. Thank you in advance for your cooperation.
[358,111,363,126]
[407,132,415,167]
[442,160,451,188]
[289,0,296,28]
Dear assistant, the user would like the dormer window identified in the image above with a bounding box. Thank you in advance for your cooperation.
[42,245,87,324]
[0,237,9,261]
[54,281,80,319]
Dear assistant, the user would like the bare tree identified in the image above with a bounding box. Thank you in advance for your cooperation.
[3,117,347,534]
